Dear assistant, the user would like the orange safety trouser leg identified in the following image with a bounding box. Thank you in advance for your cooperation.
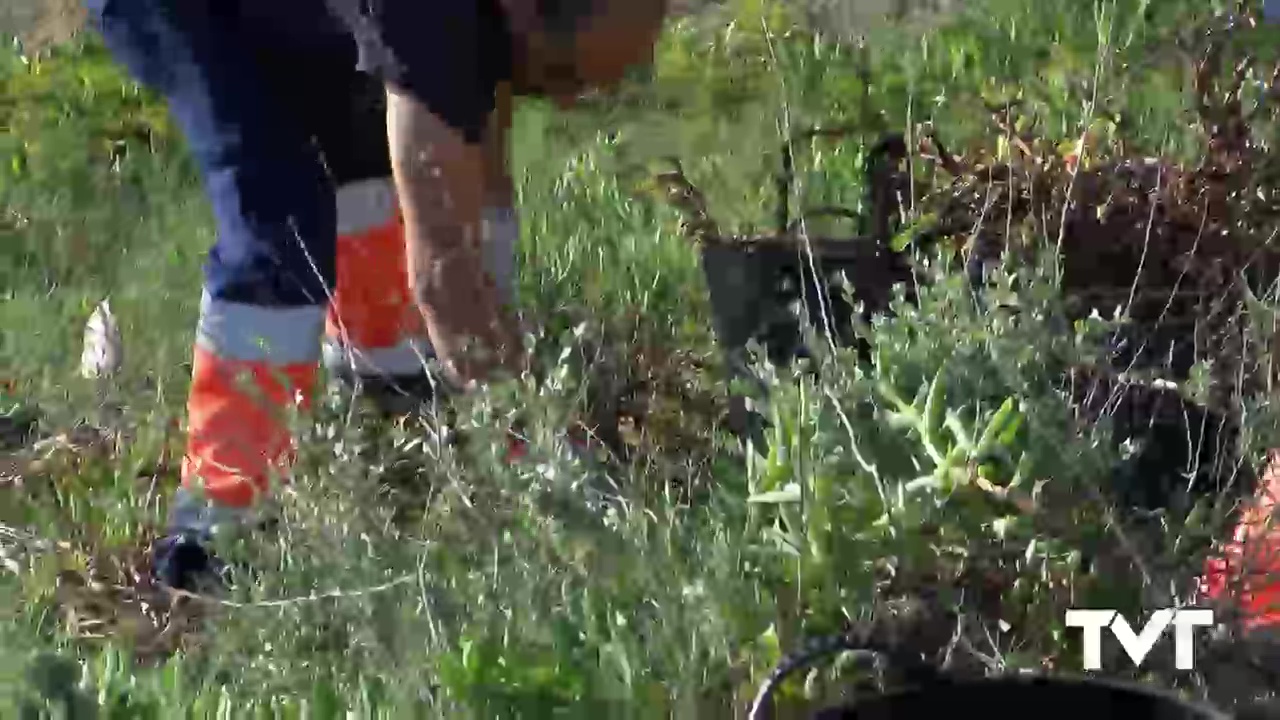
[175,292,326,531]
[1200,449,1280,629]
[324,177,433,377]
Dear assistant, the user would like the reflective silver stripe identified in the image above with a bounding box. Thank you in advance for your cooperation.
[196,290,325,364]
[322,335,435,376]
[167,485,260,537]
[335,177,397,236]
[482,206,519,307]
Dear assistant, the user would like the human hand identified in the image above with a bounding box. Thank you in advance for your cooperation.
[412,248,524,388]
[385,87,526,389]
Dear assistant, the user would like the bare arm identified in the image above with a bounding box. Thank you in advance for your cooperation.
[385,86,521,386]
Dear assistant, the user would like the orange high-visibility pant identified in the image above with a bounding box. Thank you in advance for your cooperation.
[1200,450,1280,629]
[87,0,517,535]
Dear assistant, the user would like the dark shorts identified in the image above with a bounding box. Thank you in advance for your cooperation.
[85,0,510,308]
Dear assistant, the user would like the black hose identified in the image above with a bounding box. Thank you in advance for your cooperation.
[746,634,887,720]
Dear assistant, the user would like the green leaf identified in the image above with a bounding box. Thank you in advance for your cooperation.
[997,410,1024,448]
[876,380,913,415]
[943,410,973,451]
[889,213,938,252]
[1009,451,1033,488]
[749,483,802,504]
[905,475,940,494]
[885,410,917,432]
[974,397,1018,454]
[922,367,946,446]
[756,624,782,667]
[310,680,341,720]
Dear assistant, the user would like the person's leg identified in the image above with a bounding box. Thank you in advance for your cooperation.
[1200,452,1280,629]
[275,37,520,408]
[87,0,338,588]
[290,58,439,395]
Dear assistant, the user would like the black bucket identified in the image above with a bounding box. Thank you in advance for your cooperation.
[747,634,1230,720]
[699,232,909,372]
[808,675,1229,719]
[696,131,913,374]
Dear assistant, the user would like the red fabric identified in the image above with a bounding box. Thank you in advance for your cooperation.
[325,216,426,351]
[1200,450,1280,628]
[181,346,316,508]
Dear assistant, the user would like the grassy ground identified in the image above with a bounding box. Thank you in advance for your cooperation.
[5,0,1280,716]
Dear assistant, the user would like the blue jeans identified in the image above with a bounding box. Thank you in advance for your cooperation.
[86,0,390,308]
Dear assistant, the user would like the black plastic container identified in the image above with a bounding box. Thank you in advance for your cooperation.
[809,675,1229,719]
[697,132,913,374]
[748,634,1231,720]
[699,232,910,372]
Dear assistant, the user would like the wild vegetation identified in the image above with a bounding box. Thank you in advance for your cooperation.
[5,0,1280,716]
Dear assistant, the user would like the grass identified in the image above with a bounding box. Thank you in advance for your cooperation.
[5,0,1280,716]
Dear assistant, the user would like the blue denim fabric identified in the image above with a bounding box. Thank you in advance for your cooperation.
[85,0,392,308]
